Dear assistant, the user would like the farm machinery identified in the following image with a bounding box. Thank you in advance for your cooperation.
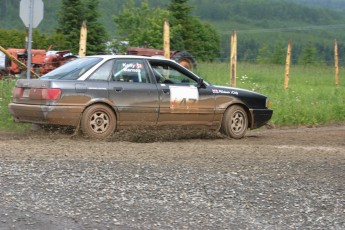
[0,45,197,79]
[0,46,77,79]
[126,47,197,70]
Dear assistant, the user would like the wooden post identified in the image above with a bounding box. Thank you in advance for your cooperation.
[230,31,237,87]
[79,21,87,57]
[334,40,339,86]
[284,40,292,90]
[163,20,170,59]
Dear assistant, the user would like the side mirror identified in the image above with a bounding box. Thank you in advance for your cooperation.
[196,78,206,88]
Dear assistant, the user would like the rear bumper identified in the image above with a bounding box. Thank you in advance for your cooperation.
[8,103,84,126]
[249,108,273,129]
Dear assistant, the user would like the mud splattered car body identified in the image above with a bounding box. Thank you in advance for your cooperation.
[8,55,273,139]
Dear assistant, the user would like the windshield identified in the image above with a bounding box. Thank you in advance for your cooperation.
[40,57,103,80]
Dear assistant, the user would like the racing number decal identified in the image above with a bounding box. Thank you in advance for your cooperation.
[169,86,199,110]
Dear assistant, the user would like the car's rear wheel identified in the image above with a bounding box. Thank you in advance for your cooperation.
[81,104,116,139]
[221,105,248,139]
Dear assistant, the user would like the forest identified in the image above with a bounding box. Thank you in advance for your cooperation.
[1,0,345,64]
[291,0,345,11]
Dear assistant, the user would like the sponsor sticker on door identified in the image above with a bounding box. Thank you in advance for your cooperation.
[169,86,199,110]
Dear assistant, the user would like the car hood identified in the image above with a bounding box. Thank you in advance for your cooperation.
[211,85,268,109]
[212,85,265,96]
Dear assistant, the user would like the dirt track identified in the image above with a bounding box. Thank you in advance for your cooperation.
[0,125,344,229]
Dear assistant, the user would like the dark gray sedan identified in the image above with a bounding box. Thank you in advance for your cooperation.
[8,55,273,139]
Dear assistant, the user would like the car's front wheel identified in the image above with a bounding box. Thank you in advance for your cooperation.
[221,105,248,139]
[81,104,116,139]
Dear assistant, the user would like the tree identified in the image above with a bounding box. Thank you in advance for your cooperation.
[167,0,194,51]
[272,42,286,65]
[168,0,192,23]
[32,30,50,49]
[0,29,25,48]
[83,0,108,55]
[56,0,83,53]
[184,19,220,61]
[112,0,220,61]
[55,0,107,54]
[299,41,319,65]
[0,29,49,50]
[113,0,169,49]
[238,39,259,62]
[257,44,272,64]
[168,0,220,60]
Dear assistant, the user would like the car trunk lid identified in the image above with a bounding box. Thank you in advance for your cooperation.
[12,79,61,105]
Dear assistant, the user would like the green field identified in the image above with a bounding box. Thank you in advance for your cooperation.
[1,63,344,131]
[196,62,345,126]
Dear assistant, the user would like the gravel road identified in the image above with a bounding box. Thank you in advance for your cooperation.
[0,125,344,229]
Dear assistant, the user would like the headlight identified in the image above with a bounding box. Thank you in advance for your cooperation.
[266,98,271,109]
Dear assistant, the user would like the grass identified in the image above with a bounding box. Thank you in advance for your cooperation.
[1,62,344,131]
[196,62,345,126]
[0,79,30,131]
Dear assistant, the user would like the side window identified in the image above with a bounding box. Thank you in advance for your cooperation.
[112,59,149,83]
[151,62,196,85]
[88,60,114,81]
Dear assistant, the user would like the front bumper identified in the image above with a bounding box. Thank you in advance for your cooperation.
[8,103,84,127]
[249,108,273,129]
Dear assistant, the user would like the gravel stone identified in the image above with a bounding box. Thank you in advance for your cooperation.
[0,125,344,229]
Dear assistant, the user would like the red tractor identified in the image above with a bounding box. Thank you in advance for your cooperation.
[0,46,196,79]
[0,47,77,78]
[126,47,197,70]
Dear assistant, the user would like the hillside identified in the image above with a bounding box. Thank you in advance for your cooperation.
[1,0,345,33]
[291,0,345,11]
[189,0,345,62]
[1,0,345,63]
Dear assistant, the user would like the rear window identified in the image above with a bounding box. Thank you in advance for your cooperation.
[40,57,102,80]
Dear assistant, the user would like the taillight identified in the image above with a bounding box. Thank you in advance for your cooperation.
[13,87,61,100]
[42,88,61,100]
[29,88,61,100]
[13,87,24,98]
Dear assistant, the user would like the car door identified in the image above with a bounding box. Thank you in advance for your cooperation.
[107,58,159,126]
[148,59,215,126]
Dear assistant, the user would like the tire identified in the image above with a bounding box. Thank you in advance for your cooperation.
[81,104,116,139]
[171,51,197,70]
[221,105,248,139]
